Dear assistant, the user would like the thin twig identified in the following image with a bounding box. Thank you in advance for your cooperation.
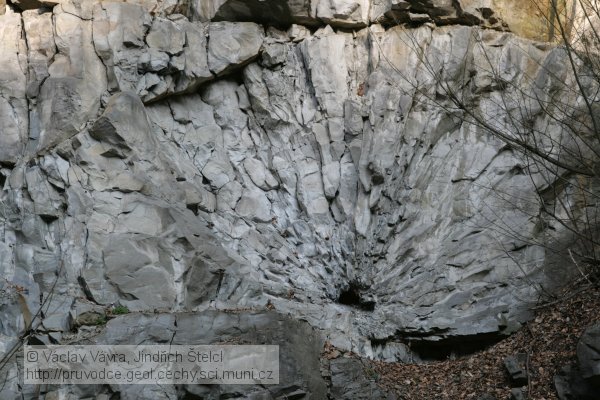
[530,283,594,310]
[568,248,595,285]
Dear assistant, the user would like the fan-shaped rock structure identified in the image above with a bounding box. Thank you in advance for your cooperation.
[0,0,594,398]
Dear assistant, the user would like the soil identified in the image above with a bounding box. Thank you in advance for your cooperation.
[370,283,600,399]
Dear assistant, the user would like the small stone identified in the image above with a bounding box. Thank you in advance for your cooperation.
[504,354,529,387]
[510,387,526,400]
[409,13,432,22]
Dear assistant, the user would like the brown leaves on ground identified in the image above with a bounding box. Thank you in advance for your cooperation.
[371,285,600,400]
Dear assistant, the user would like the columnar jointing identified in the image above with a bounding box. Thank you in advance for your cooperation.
[0,1,588,383]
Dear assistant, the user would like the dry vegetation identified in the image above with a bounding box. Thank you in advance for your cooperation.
[370,284,600,399]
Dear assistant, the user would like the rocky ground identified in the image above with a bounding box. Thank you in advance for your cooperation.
[369,281,600,399]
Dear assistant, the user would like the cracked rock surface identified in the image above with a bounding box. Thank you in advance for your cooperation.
[0,0,591,398]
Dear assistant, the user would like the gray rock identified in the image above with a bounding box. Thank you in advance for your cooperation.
[288,23,311,42]
[323,162,341,199]
[504,354,529,387]
[261,42,288,68]
[328,357,388,399]
[236,188,273,222]
[146,17,185,55]
[92,1,152,92]
[0,6,596,400]
[0,10,28,163]
[194,0,511,31]
[315,0,370,28]
[177,19,213,91]
[217,180,243,211]
[244,157,279,191]
[89,91,151,154]
[208,22,264,76]
[138,49,170,72]
[577,323,600,386]
[510,387,527,400]
[90,311,330,399]
[34,4,107,151]
[554,365,598,400]
[92,3,213,102]
[71,301,106,327]
[202,158,234,189]
[23,10,56,98]
[194,0,315,26]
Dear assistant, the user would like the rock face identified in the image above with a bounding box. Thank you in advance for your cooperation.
[195,0,509,30]
[89,312,331,400]
[0,0,594,398]
[192,0,569,40]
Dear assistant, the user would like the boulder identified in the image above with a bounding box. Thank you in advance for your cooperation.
[554,365,598,400]
[577,323,600,386]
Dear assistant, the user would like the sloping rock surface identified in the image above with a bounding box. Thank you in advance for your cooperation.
[0,0,592,398]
